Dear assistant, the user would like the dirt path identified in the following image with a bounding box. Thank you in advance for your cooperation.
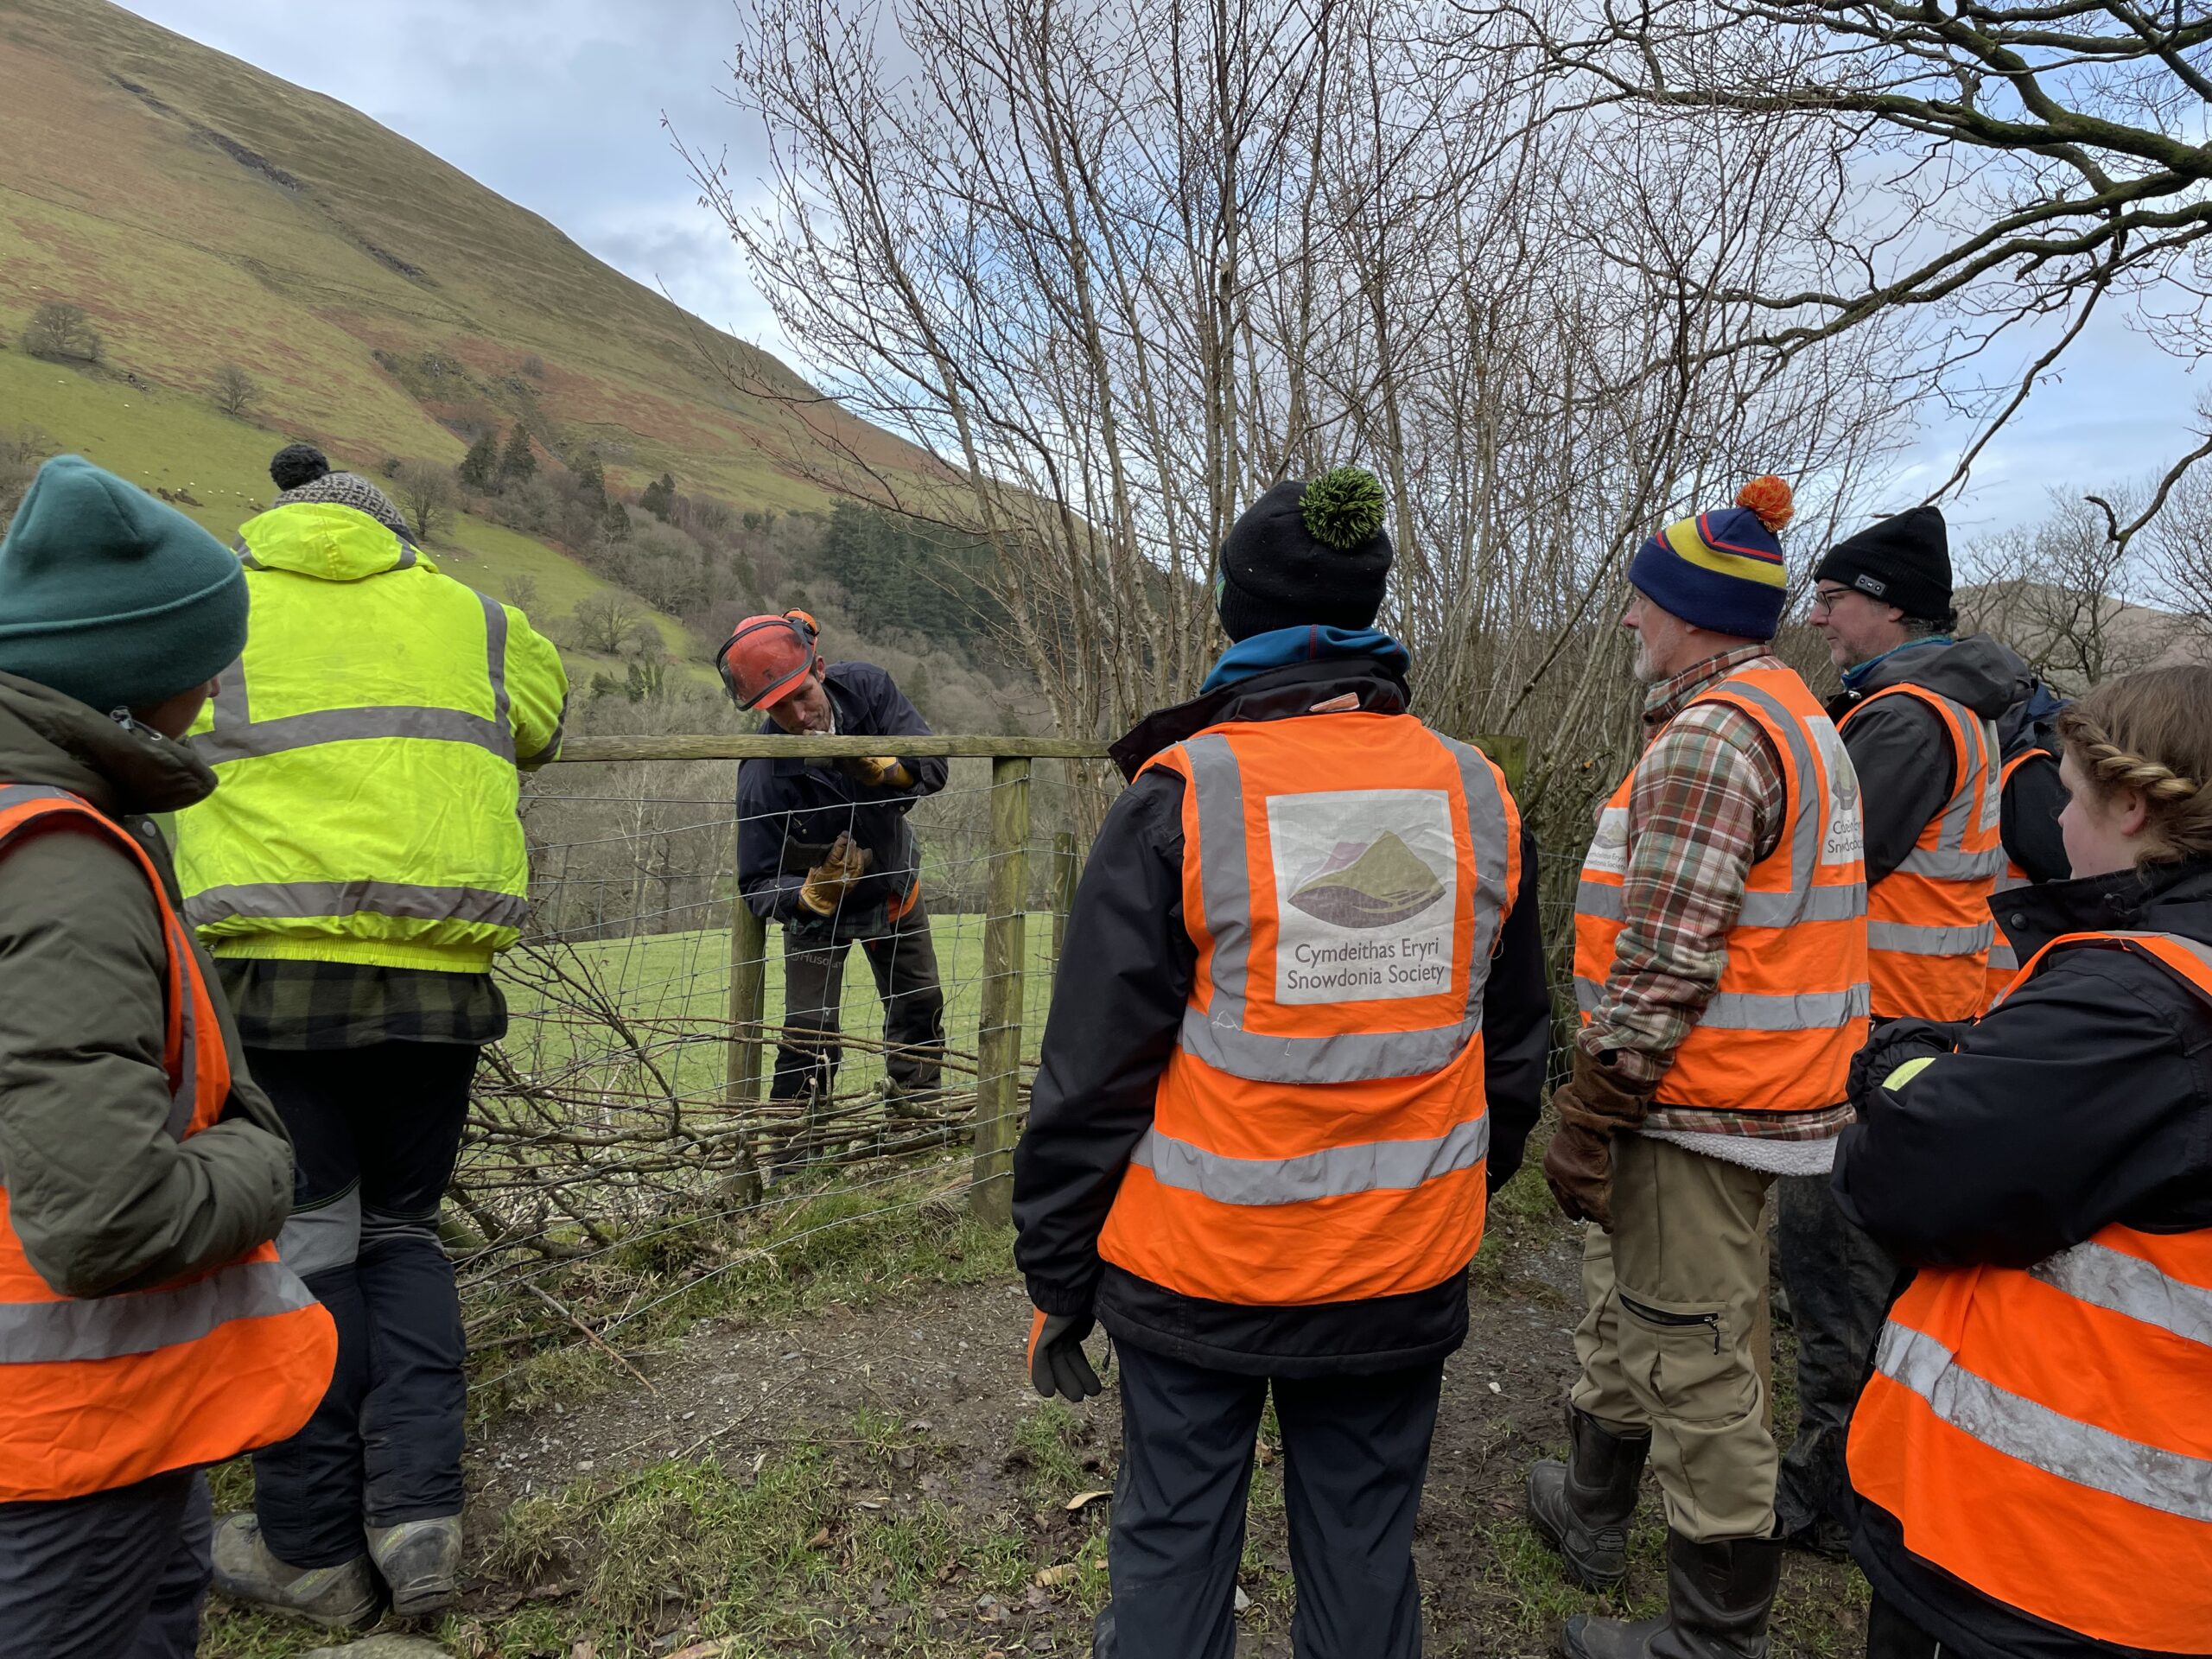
[435,1205,1865,1657]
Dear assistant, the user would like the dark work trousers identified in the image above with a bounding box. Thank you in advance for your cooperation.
[1865,1596,1942,1659]
[0,1468,212,1659]
[1096,1344,1444,1659]
[245,1043,478,1567]
[770,893,945,1103]
[1774,1171,1897,1541]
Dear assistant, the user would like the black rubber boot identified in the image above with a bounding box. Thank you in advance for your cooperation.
[1561,1531,1783,1659]
[1525,1406,1651,1589]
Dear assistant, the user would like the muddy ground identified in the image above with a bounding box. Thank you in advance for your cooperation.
[204,1178,1867,1659]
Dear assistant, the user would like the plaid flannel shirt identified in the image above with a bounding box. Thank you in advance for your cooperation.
[1580,645,1857,1140]
[215,959,505,1051]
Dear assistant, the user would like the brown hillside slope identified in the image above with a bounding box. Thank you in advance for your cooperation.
[0,0,913,504]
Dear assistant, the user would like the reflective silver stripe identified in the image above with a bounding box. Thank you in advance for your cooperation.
[1175,728,1510,1085]
[1986,941,2019,971]
[277,1185,362,1278]
[1184,734,1252,1033]
[1700,985,1869,1030]
[1896,845,2010,880]
[1873,1321,2212,1522]
[2031,1242,2212,1350]
[194,704,513,764]
[1131,1116,1491,1206]
[1578,880,1625,923]
[1580,874,1865,930]
[1179,1011,1484,1084]
[479,590,512,740]
[183,880,528,931]
[1723,679,1823,899]
[0,1258,316,1364]
[1868,920,1994,957]
[1439,734,1513,1028]
[192,589,515,765]
[1574,976,1602,1016]
[1742,885,1865,926]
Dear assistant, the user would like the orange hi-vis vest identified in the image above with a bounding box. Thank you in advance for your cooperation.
[1848,931,2212,1653]
[1573,664,1868,1111]
[1096,712,1519,1307]
[1982,747,2056,1011]
[0,784,336,1502]
[1841,683,2005,1021]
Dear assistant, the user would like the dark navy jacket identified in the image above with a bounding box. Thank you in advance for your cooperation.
[734,662,948,943]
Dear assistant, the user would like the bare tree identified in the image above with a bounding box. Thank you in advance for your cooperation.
[703,0,1903,855]
[21,302,101,365]
[1963,490,2175,693]
[209,363,263,420]
[1475,0,2212,527]
[391,459,456,543]
[571,591,648,654]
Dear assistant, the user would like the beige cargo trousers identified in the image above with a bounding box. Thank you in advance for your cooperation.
[1569,1132,1778,1541]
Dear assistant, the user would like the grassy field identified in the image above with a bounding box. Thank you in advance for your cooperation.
[499,912,1064,1105]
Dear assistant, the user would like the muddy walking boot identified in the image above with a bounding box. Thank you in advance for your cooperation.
[1526,1406,1651,1589]
[211,1513,380,1629]
[369,1514,464,1618]
[1562,1531,1782,1659]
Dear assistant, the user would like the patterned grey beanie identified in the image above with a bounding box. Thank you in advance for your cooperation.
[267,443,412,538]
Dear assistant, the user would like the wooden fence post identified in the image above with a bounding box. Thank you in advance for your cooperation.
[971,756,1032,1224]
[725,821,767,1200]
[1050,830,1078,968]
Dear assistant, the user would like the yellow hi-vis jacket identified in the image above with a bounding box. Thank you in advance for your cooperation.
[175,503,569,972]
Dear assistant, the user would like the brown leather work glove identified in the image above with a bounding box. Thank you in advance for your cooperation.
[1541,1047,1656,1231]
[836,754,915,790]
[797,832,875,915]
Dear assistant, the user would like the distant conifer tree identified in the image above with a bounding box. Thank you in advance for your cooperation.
[639,472,677,520]
[575,452,607,510]
[499,423,537,484]
[457,429,499,491]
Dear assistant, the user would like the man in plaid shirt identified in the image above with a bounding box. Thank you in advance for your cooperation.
[1527,479,1869,1659]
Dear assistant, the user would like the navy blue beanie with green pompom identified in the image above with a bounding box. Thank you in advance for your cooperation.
[0,454,248,711]
[1217,467,1394,642]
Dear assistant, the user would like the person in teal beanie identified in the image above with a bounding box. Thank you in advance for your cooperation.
[0,454,321,1659]
[0,454,249,710]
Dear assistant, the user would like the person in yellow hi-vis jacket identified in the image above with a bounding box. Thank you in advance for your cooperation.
[174,445,567,1630]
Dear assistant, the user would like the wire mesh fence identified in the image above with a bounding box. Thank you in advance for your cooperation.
[456,739,1109,1298]
[453,728,1532,1368]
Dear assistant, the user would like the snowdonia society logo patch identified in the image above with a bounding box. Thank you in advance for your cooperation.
[1287,832,1446,928]
[1267,788,1458,1006]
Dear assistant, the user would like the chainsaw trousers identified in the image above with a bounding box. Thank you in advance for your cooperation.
[247,1043,475,1567]
[1094,1342,1442,1659]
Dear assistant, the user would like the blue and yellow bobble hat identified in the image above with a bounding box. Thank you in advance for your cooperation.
[1627,475,1796,640]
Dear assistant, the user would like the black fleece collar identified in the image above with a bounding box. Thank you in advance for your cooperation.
[1109,659,1412,781]
[1997,858,2212,959]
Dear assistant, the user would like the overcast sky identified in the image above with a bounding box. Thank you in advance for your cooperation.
[121,0,2206,541]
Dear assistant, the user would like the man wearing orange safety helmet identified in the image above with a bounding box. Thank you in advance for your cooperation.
[720,613,947,1150]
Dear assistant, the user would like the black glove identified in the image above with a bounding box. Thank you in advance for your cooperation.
[1027,1308,1103,1402]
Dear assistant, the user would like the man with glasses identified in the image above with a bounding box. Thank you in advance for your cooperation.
[1777,506,2033,1558]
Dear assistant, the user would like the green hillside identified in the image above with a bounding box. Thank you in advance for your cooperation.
[0,346,697,679]
[0,0,1018,718]
[0,0,918,505]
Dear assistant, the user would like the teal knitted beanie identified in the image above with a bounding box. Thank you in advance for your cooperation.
[0,455,248,711]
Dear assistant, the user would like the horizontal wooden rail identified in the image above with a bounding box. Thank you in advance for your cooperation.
[548,734,1112,763]
[547,730,1524,785]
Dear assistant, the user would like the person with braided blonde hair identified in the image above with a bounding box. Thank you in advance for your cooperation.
[1833,664,2212,1659]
